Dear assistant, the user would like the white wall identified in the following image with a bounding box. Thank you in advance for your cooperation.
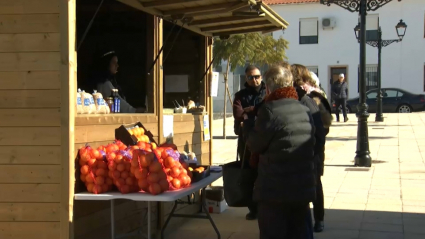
[271,0,425,98]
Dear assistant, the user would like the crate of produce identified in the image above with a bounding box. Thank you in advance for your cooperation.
[189,165,210,183]
[115,122,156,146]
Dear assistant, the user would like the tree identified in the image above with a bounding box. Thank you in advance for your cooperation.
[213,33,288,138]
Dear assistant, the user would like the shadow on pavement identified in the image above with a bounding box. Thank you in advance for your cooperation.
[164,208,425,239]
[326,136,395,141]
[331,124,410,127]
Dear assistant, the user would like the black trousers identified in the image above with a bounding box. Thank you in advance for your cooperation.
[258,202,311,239]
[334,98,347,120]
[313,175,324,222]
[237,135,257,214]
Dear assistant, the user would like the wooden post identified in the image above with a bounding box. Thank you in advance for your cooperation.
[60,0,76,238]
[222,60,230,138]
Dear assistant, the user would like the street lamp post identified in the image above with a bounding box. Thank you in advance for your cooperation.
[320,0,402,167]
[354,20,407,122]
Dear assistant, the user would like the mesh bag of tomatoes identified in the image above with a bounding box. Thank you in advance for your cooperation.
[78,145,113,194]
[158,147,192,191]
[105,142,139,194]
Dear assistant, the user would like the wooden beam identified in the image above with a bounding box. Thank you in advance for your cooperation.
[183,3,248,18]
[141,0,204,8]
[189,16,263,27]
[60,1,75,239]
[212,25,278,36]
[163,2,236,16]
[201,20,271,32]
[260,5,288,29]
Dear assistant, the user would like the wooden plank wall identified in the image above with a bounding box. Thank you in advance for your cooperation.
[172,113,210,165]
[0,1,62,239]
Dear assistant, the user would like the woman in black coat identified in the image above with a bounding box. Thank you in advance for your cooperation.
[243,65,316,239]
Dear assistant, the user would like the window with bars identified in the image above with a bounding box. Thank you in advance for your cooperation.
[359,14,379,41]
[358,65,378,92]
[299,18,318,44]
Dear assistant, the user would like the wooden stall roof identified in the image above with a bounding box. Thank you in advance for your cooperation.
[118,0,289,36]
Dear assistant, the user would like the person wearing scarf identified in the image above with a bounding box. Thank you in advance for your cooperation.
[243,65,316,239]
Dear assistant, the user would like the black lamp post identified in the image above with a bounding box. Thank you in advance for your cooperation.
[354,19,407,122]
[320,0,402,167]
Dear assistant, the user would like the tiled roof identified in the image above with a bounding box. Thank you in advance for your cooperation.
[263,0,320,5]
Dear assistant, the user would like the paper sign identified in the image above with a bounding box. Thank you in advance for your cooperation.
[163,115,174,138]
[203,115,210,141]
[211,72,219,97]
[164,75,189,93]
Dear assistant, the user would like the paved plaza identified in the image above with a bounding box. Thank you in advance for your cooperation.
[168,113,425,239]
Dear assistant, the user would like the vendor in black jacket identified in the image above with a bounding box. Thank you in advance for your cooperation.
[243,65,316,239]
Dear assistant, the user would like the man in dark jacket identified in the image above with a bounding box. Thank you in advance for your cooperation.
[331,73,349,122]
[244,65,316,238]
[232,65,266,220]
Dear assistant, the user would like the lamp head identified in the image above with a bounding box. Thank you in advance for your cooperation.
[395,19,407,40]
[354,23,360,40]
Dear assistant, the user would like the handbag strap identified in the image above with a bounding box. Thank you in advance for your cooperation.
[240,143,247,170]
[238,126,248,170]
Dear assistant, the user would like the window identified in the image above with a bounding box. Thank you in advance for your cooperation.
[367,90,378,99]
[384,90,397,98]
[359,14,379,41]
[307,66,318,77]
[299,18,318,44]
[357,64,378,92]
[397,91,404,97]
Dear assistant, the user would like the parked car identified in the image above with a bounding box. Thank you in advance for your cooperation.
[333,88,425,114]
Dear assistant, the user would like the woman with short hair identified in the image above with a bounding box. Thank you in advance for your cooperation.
[291,64,332,233]
[243,65,316,239]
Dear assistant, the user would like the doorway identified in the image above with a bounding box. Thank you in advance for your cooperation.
[329,66,348,101]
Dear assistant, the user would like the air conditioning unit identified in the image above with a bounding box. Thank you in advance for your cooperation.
[322,17,336,29]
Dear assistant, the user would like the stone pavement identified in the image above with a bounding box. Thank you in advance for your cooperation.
[167,113,425,239]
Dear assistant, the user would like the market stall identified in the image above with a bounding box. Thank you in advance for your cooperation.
[0,0,288,238]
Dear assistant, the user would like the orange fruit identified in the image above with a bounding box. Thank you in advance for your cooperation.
[97,161,107,169]
[95,176,105,185]
[86,183,94,193]
[138,179,149,191]
[172,179,181,189]
[170,167,181,178]
[116,163,125,172]
[164,157,175,168]
[149,161,162,173]
[106,178,113,186]
[126,177,134,185]
[147,173,160,183]
[159,179,169,191]
[80,165,90,175]
[80,174,86,182]
[113,170,121,179]
[121,171,129,179]
[149,183,161,195]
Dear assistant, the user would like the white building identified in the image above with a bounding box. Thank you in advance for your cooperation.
[267,0,425,99]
